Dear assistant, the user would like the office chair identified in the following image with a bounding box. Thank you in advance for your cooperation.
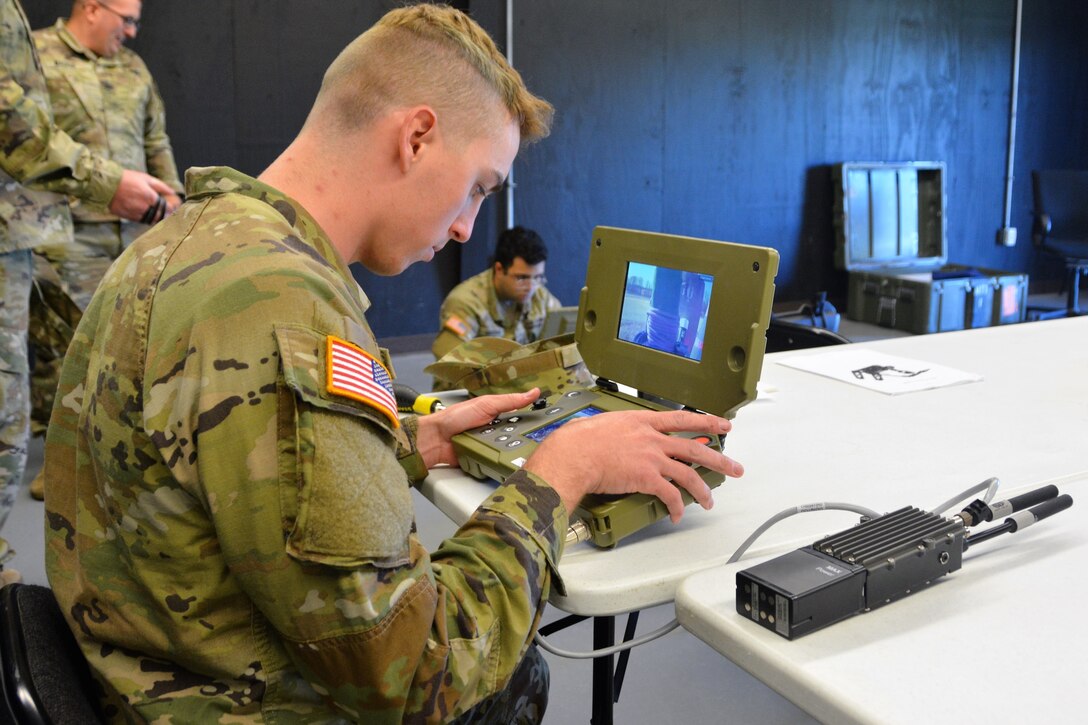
[0,583,103,725]
[1028,169,1088,319]
[766,318,850,353]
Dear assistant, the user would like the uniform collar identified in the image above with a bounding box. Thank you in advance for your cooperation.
[184,166,370,311]
[55,18,119,65]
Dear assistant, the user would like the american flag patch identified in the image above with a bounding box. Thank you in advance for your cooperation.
[443,314,470,338]
[325,335,399,427]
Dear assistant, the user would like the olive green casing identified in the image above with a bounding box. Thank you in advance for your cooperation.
[453,226,779,548]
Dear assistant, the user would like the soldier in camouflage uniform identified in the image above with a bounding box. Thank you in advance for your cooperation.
[44,5,742,721]
[0,0,173,583]
[28,0,183,446]
[432,226,562,368]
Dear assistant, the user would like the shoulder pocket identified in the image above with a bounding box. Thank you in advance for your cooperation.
[274,325,413,567]
[275,324,399,433]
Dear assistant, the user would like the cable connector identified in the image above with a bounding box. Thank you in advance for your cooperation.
[957,499,991,527]
[956,484,1059,527]
[964,493,1073,550]
[565,519,591,546]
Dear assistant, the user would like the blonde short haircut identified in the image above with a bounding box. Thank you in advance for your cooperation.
[310,3,553,145]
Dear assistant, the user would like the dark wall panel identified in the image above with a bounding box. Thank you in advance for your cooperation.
[127,1,237,170]
[513,0,1087,306]
[514,0,670,286]
[1013,0,1088,283]
[22,0,1088,338]
[229,1,387,174]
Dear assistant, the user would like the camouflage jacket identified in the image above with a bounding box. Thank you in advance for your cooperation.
[34,19,182,225]
[44,166,568,723]
[0,0,122,253]
[432,268,561,359]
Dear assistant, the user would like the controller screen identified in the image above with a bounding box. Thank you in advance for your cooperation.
[524,406,604,443]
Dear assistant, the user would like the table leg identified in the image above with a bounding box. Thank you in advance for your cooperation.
[591,615,615,724]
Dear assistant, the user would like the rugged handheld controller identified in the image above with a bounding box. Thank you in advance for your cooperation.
[452,226,779,548]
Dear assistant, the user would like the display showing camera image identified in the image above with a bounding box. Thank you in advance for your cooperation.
[617,262,714,361]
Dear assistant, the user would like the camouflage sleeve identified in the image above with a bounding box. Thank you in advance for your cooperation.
[0,72,122,206]
[432,327,467,360]
[182,265,566,720]
[139,66,182,193]
[434,291,481,358]
[395,414,429,483]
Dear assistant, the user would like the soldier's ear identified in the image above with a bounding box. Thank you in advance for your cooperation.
[397,106,438,173]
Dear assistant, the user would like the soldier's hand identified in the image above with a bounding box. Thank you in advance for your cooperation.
[108,170,176,221]
[523,409,743,521]
[163,191,182,215]
[415,388,542,469]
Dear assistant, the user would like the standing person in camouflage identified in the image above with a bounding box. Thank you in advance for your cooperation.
[27,0,182,490]
[0,0,177,585]
[44,4,744,722]
[432,226,562,364]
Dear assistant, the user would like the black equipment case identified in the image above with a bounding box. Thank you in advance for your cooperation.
[833,162,1027,334]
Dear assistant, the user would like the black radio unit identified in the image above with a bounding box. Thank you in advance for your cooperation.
[737,489,1073,639]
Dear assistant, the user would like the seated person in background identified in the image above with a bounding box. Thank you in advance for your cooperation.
[432,225,562,361]
[43,4,742,722]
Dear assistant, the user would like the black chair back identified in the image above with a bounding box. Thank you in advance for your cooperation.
[1028,170,1088,318]
[766,318,850,353]
[1033,169,1088,258]
[0,583,102,725]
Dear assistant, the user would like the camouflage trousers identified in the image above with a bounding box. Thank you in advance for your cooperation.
[451,644,549,724]
[0,249,32,541]
[29,222,131,435]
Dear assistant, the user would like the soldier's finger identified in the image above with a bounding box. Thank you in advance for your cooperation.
[146,176,175,195]
[648,409,732,436]
[644,473,688,523]
[661,458,715,512]
[662,435,743,478]
[477,388,540,416]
